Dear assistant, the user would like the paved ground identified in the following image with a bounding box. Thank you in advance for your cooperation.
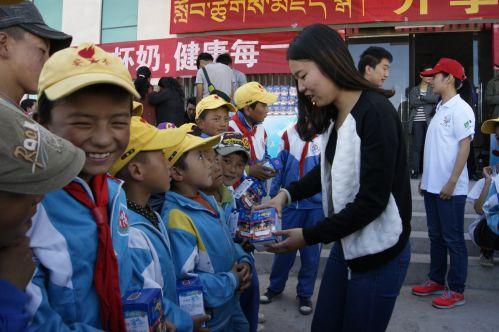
[257,273,499,332]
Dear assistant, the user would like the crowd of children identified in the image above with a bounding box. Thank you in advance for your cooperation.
[0,2,330,331]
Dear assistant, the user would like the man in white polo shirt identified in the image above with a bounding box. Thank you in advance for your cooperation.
[412,58,474,309]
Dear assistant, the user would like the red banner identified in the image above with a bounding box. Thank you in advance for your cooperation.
[171,0,499,34]
[99,31,301,78]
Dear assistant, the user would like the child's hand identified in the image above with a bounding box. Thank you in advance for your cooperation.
[192,315,210,332]
[0,236,35,290]
[232,262,252,292]
[249,164,275,180]
[159,319,176,332]
[240,239,254,252]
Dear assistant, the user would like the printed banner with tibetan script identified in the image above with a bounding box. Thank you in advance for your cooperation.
[171,0,499,34]
[99,31,300,77]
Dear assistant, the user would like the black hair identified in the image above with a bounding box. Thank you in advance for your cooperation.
[186,97,197,106]
[196,52,214,69]
[172,152,189,171]
[441,72,463,92]
[134,66,151,100]
[0,26,26,40]
[419,64,432,74]
[20,98,36,112]
[216,53,232,66]
[158,77,185,104]
[358,46,393,75]
[287,24,393,140]
[37,84,133,124]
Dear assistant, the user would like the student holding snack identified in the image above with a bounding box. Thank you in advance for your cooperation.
[162,133,252,331]
[110,117,210,331]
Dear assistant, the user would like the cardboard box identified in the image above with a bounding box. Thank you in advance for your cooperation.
[177,277,205,317]
[236,207,281,251]
[233,179,263,210]
[123,288,163,332]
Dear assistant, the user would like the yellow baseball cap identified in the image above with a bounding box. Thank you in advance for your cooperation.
[164,134,221,166]
[481,117,499,134]
[109,117,188,176]
[196,94,237,120]
[234,82,278,109]
[38,43,140,101]
[132,101,143,116]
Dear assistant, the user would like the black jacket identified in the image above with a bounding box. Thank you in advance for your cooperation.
[287,91,412,272]
[149,89,186,127]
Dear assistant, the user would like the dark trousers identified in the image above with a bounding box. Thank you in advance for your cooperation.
[311,242,410,332]
[239,254,259,332]
[410,121,427,174]
[424,192,468,293]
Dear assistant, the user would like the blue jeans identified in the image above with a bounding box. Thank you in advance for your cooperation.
[239,255,259,332]
[424,192,468,293]
[268,208,323,298]
[311,242,410,332]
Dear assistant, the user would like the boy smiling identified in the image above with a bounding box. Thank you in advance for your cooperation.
[27,43,139,330]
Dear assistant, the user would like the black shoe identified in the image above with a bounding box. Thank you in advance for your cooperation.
[259,289,281,304]
[297,296,313,315]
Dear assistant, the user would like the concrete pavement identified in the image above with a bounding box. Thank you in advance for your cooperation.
[257,273,499,332]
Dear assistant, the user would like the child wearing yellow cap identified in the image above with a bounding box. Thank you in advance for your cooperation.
[110,117,209,332]
[195,94,237,138]
[26,43,137,330]
[161,134,252,331]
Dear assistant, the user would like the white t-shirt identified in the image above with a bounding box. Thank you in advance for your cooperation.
[195,63,235,98]
[421,94,475,195]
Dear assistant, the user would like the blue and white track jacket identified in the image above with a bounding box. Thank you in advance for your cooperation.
[26,177,130,331]
[127,209,193,331]
[161,191,250,330]
[270,124,322,209]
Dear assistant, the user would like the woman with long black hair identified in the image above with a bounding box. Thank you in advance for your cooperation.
[259,24,412,331]
[134,66,156,124]
[149,76,187,127]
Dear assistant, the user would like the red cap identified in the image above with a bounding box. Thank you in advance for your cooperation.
[420,58,466,81]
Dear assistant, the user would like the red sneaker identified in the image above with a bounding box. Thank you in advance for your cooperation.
[411,279,445,296]
[432,290,465,309]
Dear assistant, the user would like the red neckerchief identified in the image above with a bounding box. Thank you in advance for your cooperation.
[64,174,125,331]
[232,113,258,163]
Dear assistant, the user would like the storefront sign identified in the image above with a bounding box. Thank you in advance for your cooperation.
[99,31,301,77]
[171,0,499,34]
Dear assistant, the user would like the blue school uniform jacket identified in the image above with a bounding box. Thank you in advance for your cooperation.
[26,177,131,331]
[127,209,193,331]
[161,191,250,330]
[270,124,322,209]
[0,280,29,332]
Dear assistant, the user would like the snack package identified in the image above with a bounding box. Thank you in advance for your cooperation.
[250,207,282,251]
[236,208,252,240]
[123,288,163,332]
[235,207,281,251]
[233,178,263,209]
[176,277,205,318]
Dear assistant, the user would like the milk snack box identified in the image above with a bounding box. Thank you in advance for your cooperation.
[123,288,163,332]
[176,277,205,318]
[236,207,282,251]
[249,207,282,251]
[233,178,263,210]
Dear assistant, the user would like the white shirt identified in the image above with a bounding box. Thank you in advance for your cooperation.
[421,94,475,195]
